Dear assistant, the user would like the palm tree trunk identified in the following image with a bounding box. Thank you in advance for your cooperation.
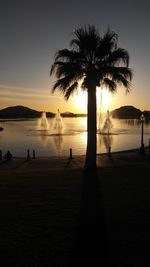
[85,85,97,170]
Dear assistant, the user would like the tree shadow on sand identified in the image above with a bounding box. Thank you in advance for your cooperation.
[70,169,110,266]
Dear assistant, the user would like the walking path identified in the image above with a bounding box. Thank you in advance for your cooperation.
[0,147,149,172]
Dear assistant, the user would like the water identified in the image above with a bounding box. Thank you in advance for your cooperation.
[101,110,113,134]
[51,109,64,134]
[38,112,49,130]
[0,117,150,157]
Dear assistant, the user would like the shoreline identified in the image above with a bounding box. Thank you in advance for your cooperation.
[2,145,149,159]
[0,146,149,172]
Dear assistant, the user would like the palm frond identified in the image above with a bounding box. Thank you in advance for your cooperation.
[64,82,78,100]
[52,70,82,92]
[50,49,84,76]
[96,28,118,59]
[51,61,83,80]
[103,78,117,93]
[112,73,131,92]
[71,25,100,55]
[52,77,70,94]
[107,48,130,67]
[101,66,132,81]
[112,67,132,81]
[50,62,56,76]
[55,49,84,62]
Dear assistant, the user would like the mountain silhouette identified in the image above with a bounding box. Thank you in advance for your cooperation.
[0,106,86,118]
[111,105,142,119]
[0,106,54,119]
[0,105,149,119]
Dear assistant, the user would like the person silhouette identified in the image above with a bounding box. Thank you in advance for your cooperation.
[4,150,12,161]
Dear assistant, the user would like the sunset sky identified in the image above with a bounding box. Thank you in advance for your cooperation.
[0,0,150,113]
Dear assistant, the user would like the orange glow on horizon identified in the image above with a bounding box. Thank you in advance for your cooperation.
[96,87,111,112]
[73,87,112,113]
[73,89,87,113]
[0,83,148,114]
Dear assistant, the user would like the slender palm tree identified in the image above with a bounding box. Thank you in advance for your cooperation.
[50,25,132,170]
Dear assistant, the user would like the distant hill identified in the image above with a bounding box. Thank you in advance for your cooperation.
[0,105,149,120]
[61,112,86,117]
[0,106,54,119]
[111,105,142,119]
[0,105,86,119]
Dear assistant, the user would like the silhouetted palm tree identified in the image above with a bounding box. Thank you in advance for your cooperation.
[50,25,132,170]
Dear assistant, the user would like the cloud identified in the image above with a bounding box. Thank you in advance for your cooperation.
[0,83,62,100]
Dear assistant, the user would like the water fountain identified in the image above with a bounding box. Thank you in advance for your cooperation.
[102,110,113,134]
[50,109,64,154]
[51,109,64,135]
[38,111,49,130]
[98,110,114,153]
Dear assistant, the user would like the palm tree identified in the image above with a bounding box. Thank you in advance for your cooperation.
[50,25,132,170]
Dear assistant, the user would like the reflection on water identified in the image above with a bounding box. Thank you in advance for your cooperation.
[124,119,139,126]
[51,109,64,134]
[97,132,114,154]
[102,110,113,134]
[103,134,113,152]
[52,135,64,154]
[0,117,150,157]
[39,131,49,146]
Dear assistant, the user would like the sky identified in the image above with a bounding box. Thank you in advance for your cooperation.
[0,0,150,113]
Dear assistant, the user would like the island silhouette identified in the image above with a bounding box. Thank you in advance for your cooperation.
[0,105,149,119]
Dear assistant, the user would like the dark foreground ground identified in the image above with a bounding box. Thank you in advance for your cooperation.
[0,150,150,266]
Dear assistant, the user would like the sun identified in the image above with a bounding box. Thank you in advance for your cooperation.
[73,87,112,113]
[96,87,111,112]
[74,88,87,113]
